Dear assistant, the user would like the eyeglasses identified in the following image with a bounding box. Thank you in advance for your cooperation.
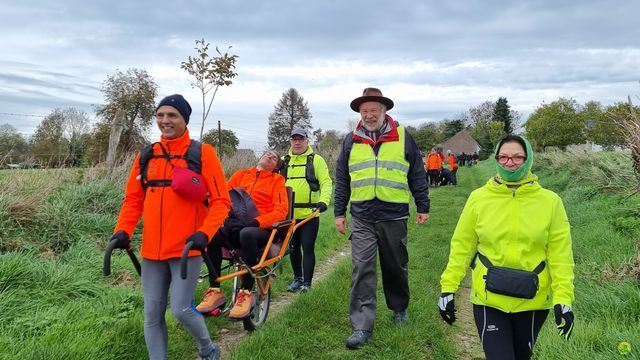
[495,154,527,165]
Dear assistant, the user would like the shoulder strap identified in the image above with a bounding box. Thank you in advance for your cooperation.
[139,142,158,190]
[185,140,202,174]
[477,253,493,269]
[305,152,320,192]
[279,154,291,178]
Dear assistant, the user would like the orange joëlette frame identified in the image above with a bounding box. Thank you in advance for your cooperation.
[214,210,320,296]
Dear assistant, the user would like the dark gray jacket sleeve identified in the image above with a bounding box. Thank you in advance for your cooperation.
[333,134,352,218]
[405,130,430,213]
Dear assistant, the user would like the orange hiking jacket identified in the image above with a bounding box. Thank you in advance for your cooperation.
[448,154,458,169]
[426,153,443,170]
[228,167,289,228]
[114,129,230,260]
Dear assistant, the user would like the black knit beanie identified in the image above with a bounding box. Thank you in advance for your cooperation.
[156,94,192,124]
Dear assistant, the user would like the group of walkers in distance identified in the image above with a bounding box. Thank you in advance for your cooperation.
[109,88,575,360]
[425,148,479,187]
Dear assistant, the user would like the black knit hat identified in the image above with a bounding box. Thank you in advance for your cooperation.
[156,94,192,124]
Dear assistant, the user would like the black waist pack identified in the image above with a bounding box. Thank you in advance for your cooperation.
[477,253,545,299]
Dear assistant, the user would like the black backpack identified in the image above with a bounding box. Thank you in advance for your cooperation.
[138,140,202,190]
[228,188,259,223]
[279,153,320,192]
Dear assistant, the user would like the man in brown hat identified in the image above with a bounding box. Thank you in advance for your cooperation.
[334,87,430,349]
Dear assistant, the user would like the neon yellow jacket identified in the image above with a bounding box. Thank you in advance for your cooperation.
[440,174,575,312]
[284,145,333,219]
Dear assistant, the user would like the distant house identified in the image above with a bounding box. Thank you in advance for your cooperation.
[235,148,256,159]
[437,129,481,155]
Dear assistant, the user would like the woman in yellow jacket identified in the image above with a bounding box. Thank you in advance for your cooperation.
[438,134,575,360]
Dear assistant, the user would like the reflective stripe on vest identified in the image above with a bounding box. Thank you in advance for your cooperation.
[348,126,410,203]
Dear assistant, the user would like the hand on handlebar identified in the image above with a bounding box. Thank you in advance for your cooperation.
[186,231,209,251]
[110,230,130,249]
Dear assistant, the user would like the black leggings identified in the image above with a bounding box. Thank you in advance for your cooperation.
[289,217,320,284]
[473,305,549,360]
[207,226,270,290]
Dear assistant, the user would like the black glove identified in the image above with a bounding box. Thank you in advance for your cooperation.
[554,304,574,340]
[110,230,130,249]
[438,293,456,325]
[186,231,209,251]
[317,202,328,213]
[245,219,260,228]
[224,217,244,233]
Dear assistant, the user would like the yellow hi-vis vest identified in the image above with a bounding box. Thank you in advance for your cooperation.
[348,126,410,203]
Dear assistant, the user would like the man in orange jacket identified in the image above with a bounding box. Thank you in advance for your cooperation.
[447,150,458,186]
[111,94,229,360]
[426,148,442,187]
[196,149,289,319]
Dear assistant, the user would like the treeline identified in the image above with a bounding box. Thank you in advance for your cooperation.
[404,97,638,160]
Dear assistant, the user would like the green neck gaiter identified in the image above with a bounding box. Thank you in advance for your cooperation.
[494,136,534,182]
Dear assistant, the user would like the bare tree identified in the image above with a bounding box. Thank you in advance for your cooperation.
[90,68,158,163]
[181,39,238,139]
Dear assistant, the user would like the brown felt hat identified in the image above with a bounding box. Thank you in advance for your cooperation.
[350,87,394,112]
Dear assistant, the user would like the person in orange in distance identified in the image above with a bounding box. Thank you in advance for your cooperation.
[426,148,443,187]
[447,150,458,186]
[110,94,229,360]
[196,150,289,320]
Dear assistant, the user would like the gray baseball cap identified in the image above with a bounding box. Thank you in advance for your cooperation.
[290,128,308,137]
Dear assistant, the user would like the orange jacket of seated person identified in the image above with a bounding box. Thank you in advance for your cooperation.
[227,167,289,228]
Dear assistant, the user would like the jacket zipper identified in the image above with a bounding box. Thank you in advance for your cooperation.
[158,144,171,258]
[371,146,378,199]
[250,170,260,195]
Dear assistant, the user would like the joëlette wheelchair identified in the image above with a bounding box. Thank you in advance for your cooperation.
[103,187,319,331]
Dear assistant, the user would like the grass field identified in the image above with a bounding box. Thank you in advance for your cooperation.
[0,152,639,359]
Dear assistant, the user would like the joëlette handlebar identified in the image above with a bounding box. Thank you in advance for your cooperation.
[103,239,141,276]
[179,209,322,284]
[180,241,218,286]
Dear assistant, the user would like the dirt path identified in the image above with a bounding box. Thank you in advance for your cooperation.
[215,243,352,358]
[454,274,485,360]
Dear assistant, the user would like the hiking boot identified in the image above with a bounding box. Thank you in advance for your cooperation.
[299,283,311,293]
[196,288,226,314]
[345,330,371,349]
[287,277,304,292]
[393,310,409,324]
[229,289,255,319]
[198,344,220,360]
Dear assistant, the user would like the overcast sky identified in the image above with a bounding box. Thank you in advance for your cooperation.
[2,0,639,151]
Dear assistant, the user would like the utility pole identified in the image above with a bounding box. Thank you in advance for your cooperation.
[217,120,222,156]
